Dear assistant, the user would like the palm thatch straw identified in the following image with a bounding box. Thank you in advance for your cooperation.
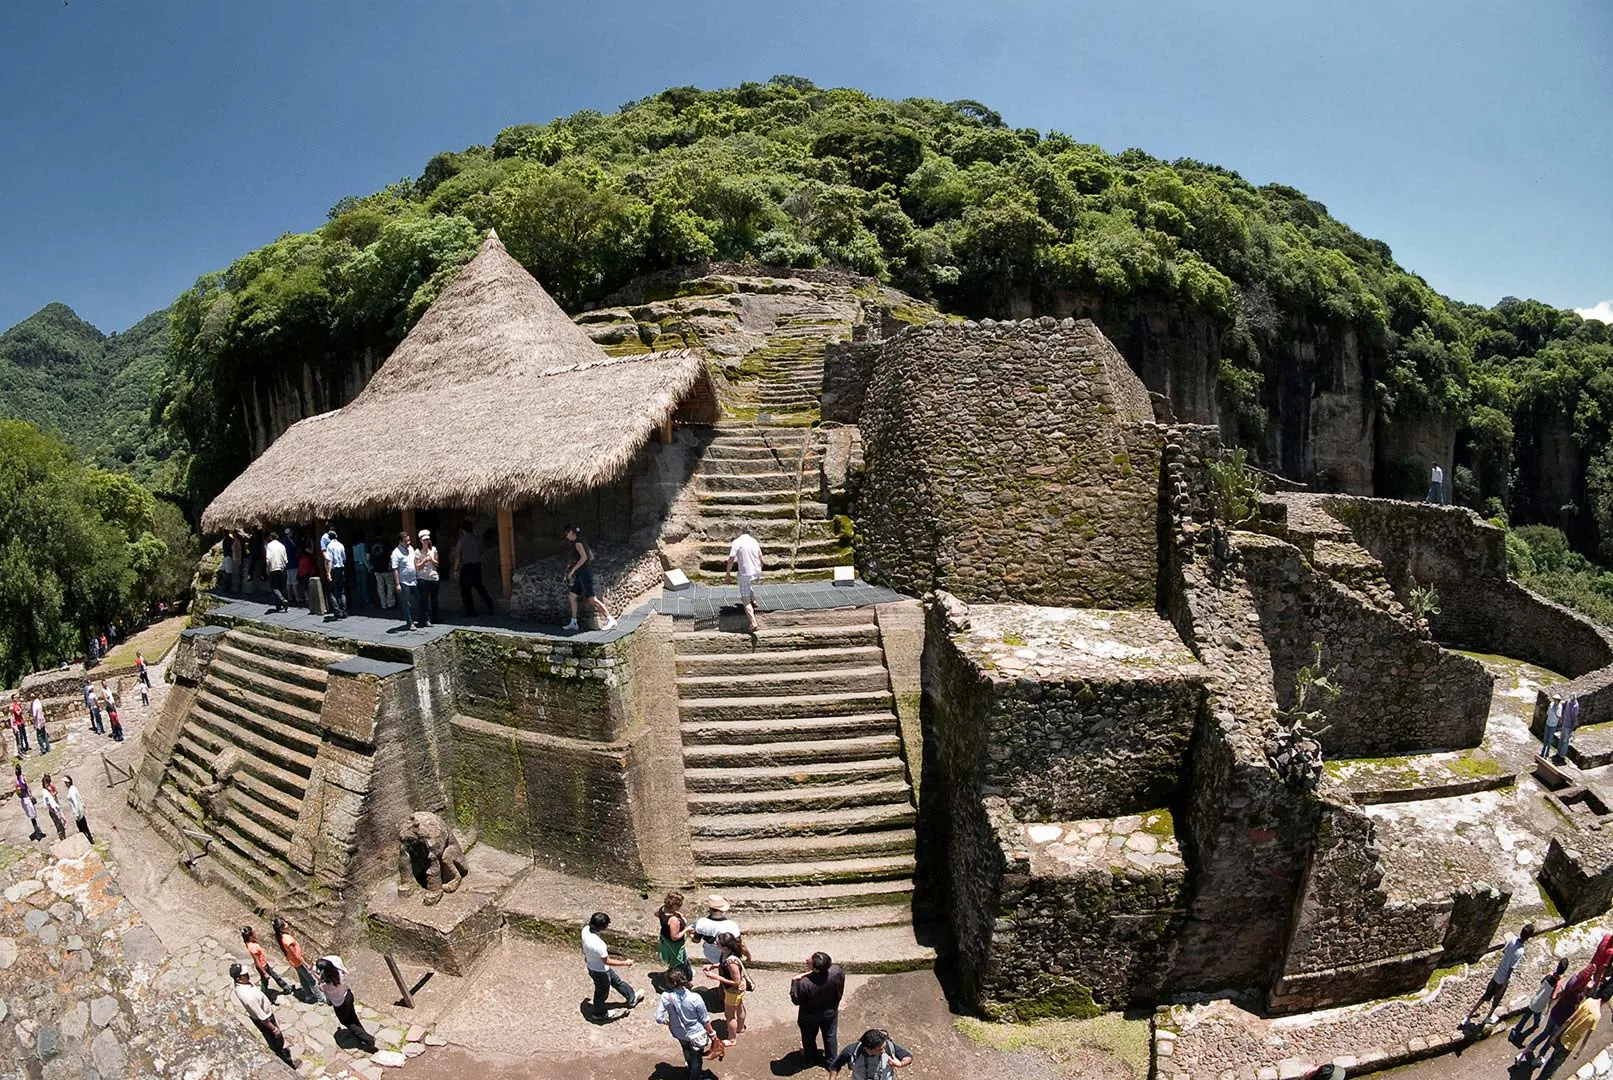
[202,231,718,532]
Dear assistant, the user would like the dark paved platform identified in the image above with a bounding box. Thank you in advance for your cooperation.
[207,578,910,651]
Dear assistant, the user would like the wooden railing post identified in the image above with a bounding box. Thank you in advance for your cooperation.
[498,507,515,602]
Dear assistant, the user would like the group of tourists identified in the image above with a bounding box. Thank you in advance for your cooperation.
[1541,695,1587,764]
[584,893,913,1079]
[12,763,91,844]
[232,917,378,1066]
[7,693,48,757]
[1459,922,1613,1072]
[81,678,126,742]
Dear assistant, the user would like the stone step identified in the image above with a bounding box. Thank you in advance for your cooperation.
[1568,724,1613,770]
[744,924,933,973]
[695,533,844,556]
[226,628,348,672]
[693,827,914,864]
[208,652,326,715]
[696,853,916,886]
[697,489,804,507]
[736,901,912,936]
[171,734,304,830]
[697,503,828,527]
[188,696,319,781]
[674,625,881,654]
[675,665,891,699]
[720,878,914,913]
[676,645,886,676]
[683,733,901,767]
[197,679,324,753]
[683,755,907,793]
[679,690,894,723]
[701,471,802,493]
[176,715,312,801]
[157,786,291,906]
[697,548,850,572]
[687,778,912,815]
[212,640,330,695]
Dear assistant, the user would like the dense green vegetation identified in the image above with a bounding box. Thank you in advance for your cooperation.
[0,302,178,487]
[0,421,196,686]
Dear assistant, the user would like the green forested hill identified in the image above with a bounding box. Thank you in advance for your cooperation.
[0,301,176,486]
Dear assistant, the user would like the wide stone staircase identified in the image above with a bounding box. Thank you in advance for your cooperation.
[151,627,348,916]
[674,608,931,969]
[749,306,836,418]
[691,426,851,581]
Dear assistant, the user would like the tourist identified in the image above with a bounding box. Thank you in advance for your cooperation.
[242,925,294,995]
[1521,951,1601,1062]
[658,890,694,984]
[32,695,50,755]
[64,776,91,842]
[693,895,744,968]
[137,651,151,690]
[88,636,99,665]
[28,694,44,750]
[39,775,67,840]
[272,915,327,1004]
[324,529,349,619]
[15,767,45,842]
[85,681,104,735]
[138,675,149,708]
[792,951,846,1063]
[221,539,235,592]
[296,543,317,606]
[704,931,749,1045]
[563,525,618,632]
[265,530,290,612]
[1514,957,1570,1045]
[230,963,295,1067]
[350,537,369,610]
[455,519,495,616]
[582,911,640,1019]
[98,632,107,656]
[1467,922,1533,1026]
[726,523,764,632]
[372,537,395,610]
[315,955,378,1052]
[13,695,29,753]
[829,1029,913,1078]
[1557,695,1583,765]
[1424,461,1444,504]
[654,968,720,1080]
[391,532,419,631]
[284,528,302,603]
[107,698,123,742]
[231,531,247,592]
[1549,992,1602,1065]
[415,529,441,626]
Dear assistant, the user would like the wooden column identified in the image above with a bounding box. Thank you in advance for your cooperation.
[401,507,416,538]
[658,418,674,445]
[498,507,515,601]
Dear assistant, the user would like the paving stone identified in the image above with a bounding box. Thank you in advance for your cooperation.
[423,1034,447,1046]
[91,1027,125,1075]
[404,1024,426,1043]
[0,938,16,970]
[65,935,83,952]
[23,910,51,933]
[60,1000,88,1040]
[371,1049,407,1068]
[36,1025,60,1059]
[376,1026,404,1046]
[4,880,43,903]
[36,924,58,948]
[90,994,119,1028]
[403,1042,425,1058]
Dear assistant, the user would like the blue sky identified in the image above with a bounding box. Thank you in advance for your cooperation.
[1,0,1609,333]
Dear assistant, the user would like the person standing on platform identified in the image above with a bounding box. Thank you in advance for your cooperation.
[415,530,440,627]
[792,951,846,1063]
[350,538,369,611]
[12,695,28,753]
[39,775,67,840]
[243,925,294,995]
[1425,461,1444,504]
[15,768,45,842]
[265,530,290,612]
[324,530,348,619]
[272,916,327,1004]
[391,533,419,631]
[283,529,302,604]
[28,694,45,751]
[230,963,295,1067]
[563,525,617,632]
[455,520,495,616]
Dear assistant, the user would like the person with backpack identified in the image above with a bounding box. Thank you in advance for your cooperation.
[657,891,693,984]
[705,931,750,1046]
[829,1028,913,1079]
[792,951,846,1063]
[654,968,720,1080]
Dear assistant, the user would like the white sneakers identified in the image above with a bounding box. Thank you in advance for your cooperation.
[562,615,616,632]
[563,619,580,631]
[605,615,618,630]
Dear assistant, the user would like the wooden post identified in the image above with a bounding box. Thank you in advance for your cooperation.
[498,507,515,602]
[658,417,673,445]
[384,952,415,1009]
[401,507,416,538]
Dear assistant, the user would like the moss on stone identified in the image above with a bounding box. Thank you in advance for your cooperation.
[954,1012,1150,1075]
[1142,809,1175,837]
[997,975,1102,1021]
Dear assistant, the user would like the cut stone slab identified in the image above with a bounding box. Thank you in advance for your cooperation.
[371,1049,408,1068]
[405,1024,426,1043]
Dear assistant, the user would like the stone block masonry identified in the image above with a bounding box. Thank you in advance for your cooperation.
[857,318,1162,608]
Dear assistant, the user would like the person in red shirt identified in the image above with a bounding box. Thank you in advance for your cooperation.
[272,916,327,1004]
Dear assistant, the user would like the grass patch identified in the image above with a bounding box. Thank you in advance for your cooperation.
[956,1012,1150,1077]
[93,615,187,674]
[1001,633,1028,647]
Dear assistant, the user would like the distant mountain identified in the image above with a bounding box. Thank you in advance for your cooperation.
[0,301,174,485]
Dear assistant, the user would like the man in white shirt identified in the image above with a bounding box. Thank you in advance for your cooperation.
[64,775,91,842]
[692,894,741,967]
[324,530,348,620]
[582,911,640,1020]
[264,531,290,613]
[726,525,764,633]
[391,533,419,631]
[1425,462,1444,504]
[230,963,294,1066]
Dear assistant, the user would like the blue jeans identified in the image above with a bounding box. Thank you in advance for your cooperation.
[35,726,50,754]
[1425,481,1443,504]
[677,1037,706,1080]
[398,583,416,627]
[589,967,636,1016]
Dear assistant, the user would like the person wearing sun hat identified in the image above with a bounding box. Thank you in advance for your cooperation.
[230,962,294,1066]
[692,895,744,967]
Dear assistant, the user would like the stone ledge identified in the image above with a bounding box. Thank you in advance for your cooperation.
[328,656,413,679]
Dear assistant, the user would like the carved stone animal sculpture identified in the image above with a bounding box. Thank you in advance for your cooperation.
[397,811,470,906]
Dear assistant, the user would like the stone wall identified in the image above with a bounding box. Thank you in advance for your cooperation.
[857,318,1161,608]
[1237,532,1493,756]
[509,547,663,624]
[822,338,881,423]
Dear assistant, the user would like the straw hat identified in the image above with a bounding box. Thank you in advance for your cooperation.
[704,894,731,913]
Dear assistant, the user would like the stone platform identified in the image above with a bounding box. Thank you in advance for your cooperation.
[365,844,530,976]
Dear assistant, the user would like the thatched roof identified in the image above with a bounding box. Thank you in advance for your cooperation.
[202,231,719,531]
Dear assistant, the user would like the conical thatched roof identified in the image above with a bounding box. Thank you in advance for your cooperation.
[201,231,718,531]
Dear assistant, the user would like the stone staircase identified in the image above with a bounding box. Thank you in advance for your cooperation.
[152,627,347,916]
[691,426,850,581]
[749,307,835,417]
[675,608,930,969]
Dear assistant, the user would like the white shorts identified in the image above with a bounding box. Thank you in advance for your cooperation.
[738,573,759,601]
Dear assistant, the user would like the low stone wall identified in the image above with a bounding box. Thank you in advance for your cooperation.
[508,546,663,625]
[857,319,1161,608]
